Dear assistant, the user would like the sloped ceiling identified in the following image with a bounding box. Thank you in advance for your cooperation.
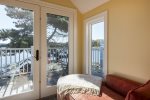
[70,0,110,13]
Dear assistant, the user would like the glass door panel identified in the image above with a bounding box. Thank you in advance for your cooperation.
[41,7,74,97]
[46,14,69,86]
[91,22,104,77]
[0,1,40,99]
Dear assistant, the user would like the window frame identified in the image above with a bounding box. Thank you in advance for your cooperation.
[84,11,108,78]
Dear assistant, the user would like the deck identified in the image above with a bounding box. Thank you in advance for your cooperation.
[0,74,33,98]
[0,62,67,98]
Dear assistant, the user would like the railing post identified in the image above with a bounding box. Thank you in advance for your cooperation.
[23,49,24,74]
[0,50,2,75]
[31,46,34,76]
[27,49,29,73]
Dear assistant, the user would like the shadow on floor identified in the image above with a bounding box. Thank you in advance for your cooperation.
[39,94,57,100]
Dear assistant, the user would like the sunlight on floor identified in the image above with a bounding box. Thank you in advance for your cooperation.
[0,75,33,98]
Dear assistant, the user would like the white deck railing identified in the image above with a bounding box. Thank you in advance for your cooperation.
[0,47,70,98]
[0,47,33,77]
[47,47,68,64]
[0,47,69,77]
[92,47,104,68]
[0,47,103,77]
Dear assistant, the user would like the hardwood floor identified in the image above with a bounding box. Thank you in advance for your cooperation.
[40,94,57,100]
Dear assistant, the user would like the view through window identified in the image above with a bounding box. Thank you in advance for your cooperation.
[46,14,69,86]
[91,21,104,77]
[0,5,34,98]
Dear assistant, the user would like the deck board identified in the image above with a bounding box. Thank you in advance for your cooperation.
[0,74,33,98]
[0,63,67,98]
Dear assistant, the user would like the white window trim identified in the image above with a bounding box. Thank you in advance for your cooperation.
[84,11,108,78]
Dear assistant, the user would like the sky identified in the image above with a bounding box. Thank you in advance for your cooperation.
[0,5,15,44]
[92,22,104,40]
[0,5,16,29]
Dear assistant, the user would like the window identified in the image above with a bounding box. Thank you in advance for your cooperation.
[84,11,107,78]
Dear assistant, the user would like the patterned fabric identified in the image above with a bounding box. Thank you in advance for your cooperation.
[65,74,143,100]
[66,85,124,100]
[57,74,102,100]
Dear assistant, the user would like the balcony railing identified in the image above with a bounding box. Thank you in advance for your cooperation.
[0,48,33,78]
[0,47,69,77]
[47,47,69,85]
[0,47,69,97]
[91,47,104,77]
[0,47,33,98]
[47,47,69,64]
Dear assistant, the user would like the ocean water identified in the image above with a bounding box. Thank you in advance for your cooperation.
[0,51,31,68]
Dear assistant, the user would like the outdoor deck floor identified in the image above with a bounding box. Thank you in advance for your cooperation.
[0,63,67,98]
[47,62,68,85]
[0,74,33,98]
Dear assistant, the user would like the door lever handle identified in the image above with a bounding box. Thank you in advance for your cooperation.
[35,50,39,61]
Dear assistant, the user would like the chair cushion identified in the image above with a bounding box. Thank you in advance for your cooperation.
[125,80,150,100]
[100,85,124,100]
[66,85,124,100]
[106,74,141,96]
[135,80,150,98]
[66,94,102,100]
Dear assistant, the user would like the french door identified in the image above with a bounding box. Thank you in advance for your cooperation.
[40,7,74,98]
[0,0,74,99]
[0,0,40,100]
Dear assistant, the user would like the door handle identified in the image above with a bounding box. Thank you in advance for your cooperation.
[35,50,39,61]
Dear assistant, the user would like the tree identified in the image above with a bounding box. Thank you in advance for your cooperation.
[0,6,68,48]
[47,14,68,42]
[92,39,100,47]
[46,14,69,48]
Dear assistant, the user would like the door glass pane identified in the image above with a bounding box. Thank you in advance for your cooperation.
[91,22,104,77]
[46,14,69,86]
[0,4,34,98]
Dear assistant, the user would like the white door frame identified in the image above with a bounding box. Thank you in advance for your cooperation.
[0,0,40,100]
[84,11,108,78]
